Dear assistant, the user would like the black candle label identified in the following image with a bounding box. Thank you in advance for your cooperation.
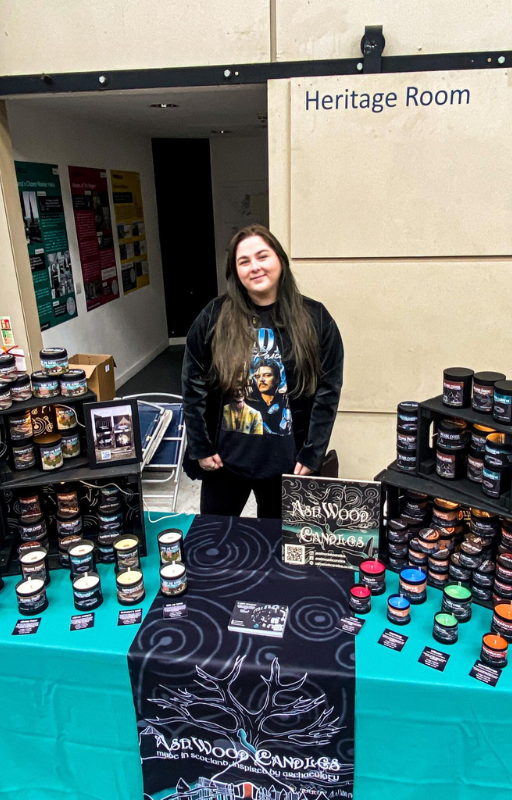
[118,608,143,626]
[470,660,501,687]
[163,602,188,620]
[12,618,41,636]
[378,628,408,651]
[419,647,450,672]
[336,616,366,635]
[70,612,95,631]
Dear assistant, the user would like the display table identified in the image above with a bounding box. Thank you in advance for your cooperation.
[1,513,512,800]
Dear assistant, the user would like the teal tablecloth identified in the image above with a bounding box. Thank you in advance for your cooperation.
[1,514,511,800]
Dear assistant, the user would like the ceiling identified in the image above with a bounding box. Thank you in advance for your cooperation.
[6,84,268,139]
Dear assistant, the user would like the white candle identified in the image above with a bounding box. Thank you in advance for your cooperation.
[69,543,93,556]
[161,563,185,579]
[74,574,99,590]
[20,550,45,564]
[114,537,137,550]
[159,531,181,544]
[117,569,142,585]
[17,578,44,595]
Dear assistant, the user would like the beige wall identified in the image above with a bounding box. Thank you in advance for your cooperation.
[268,75,512,480]
[0,0,270,76]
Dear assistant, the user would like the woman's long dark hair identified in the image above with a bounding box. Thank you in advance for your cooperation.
[211,225,321,398]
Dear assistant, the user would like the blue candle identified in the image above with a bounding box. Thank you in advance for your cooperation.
[388,594,410,610]
[400,568,426,583]
[387,593,411,625]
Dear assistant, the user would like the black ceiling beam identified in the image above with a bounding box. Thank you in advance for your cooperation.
[0,50,510,97]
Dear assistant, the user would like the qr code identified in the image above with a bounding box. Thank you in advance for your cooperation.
[284,544,306,565]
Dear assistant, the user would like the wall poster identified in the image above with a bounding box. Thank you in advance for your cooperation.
[110,170,149,294]
[15,161,77,331]
[68,166,119,311]
[282,475,381,570]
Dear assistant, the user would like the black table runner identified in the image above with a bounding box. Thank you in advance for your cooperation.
[128,515,355,800]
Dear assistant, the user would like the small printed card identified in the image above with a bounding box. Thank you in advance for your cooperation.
[70,613,95,631]
[228,601,288,638]
[336,616,366,635]
[163,602,188,620]
[12,618,41,636]
[470,660,501,687]
[118,608,143,626]
[419,646,450,672]
[378,628,408,651]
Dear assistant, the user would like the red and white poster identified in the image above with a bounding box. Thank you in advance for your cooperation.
[68,166,119,311]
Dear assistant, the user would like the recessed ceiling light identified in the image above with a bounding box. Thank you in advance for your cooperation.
[210,129,232,134]
[150,103,179,108]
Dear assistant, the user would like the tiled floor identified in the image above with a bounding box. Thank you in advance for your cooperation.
[119,346,257,517]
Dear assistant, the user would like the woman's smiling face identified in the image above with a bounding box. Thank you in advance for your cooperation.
[235,235,282,305]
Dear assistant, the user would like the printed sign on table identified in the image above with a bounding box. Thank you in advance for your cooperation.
[282,475,380,570]
[15,161,77,330]
[68,166,119,311]
[110,170,150,294]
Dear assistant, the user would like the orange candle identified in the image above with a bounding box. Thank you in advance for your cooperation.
[481,633,508,669]
[492,603,512,643]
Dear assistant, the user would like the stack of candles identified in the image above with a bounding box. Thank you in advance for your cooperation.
[157,528,187,597]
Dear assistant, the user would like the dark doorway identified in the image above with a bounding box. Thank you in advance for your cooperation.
[152,138,218,338]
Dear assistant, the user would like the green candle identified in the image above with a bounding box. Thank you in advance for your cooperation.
[434,612,458,627]
[444,584,471,600]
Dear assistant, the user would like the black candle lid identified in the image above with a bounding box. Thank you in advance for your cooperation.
[444,367,474,380]
[31,371,59,383]
[40,347,67,360]
[0,353,16,367]
[61,369,86,381]
[11,373,31,388]
[494,380,512,396]
[474,371,506,385]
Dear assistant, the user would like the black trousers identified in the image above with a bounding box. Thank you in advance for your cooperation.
[200,467,283,518]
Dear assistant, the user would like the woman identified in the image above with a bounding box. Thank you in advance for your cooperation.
[182,225,343,518]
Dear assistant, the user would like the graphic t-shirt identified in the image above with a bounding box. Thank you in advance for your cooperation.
[217,304,297,479]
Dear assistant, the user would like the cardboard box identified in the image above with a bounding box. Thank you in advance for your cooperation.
[68,354,116,401]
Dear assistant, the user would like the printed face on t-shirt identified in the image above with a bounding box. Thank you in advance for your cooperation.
[255,366,278,397]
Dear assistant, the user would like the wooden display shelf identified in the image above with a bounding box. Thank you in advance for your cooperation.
[0,457,139,490]
[0,389,96,416]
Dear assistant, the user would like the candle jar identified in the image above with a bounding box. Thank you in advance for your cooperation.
[436,444,464,480]
[482,462,511,499]
[501,525,512,549]
[396,446,417,472]
[99,485,121,511]
[18,491,43,523]
[472,372,506,414]
[493,380,512,424]
[471,508,499,535]
[59,534,82,567]
[399,567,427,604]
[39,347,68,376]
[19,517,48,544]
[0,352,17,380]
[69,539,96,577]
[397,401,419,431]
[31,371,60,400]
[443,367,474,408]
[113,534,140,572]
[387,594,411,625]
[396,427,417,452]
[20,546,50,586]
[160,563,187,597]
[485,433,512,468]
[359,559,386,595]
[472,584,493,602]
[97,531,117,564]
[388,542,408,559]
[437,419,467,450]
[116,568,145,605]
[481,633,508,668]
[157,529,184,563]
[471,424,497,454]
[492,577,512,599]
[496,553,512,583]
[491,604,512,642]
[56,487,80,519]
[12,440,36,471]
[61,430,81,459]
[442,583,472,622]
[10,373,32,402]
[16,577,48,616]
[8,409,33,442]
[73,572,103,611]
[98,508,123,531]
[57,514,83,538]
[55,405,78,430]
[433,612,458,645]
[0,377,12,410]
[349,583,371,614]
[60,369,87,397]
[467,449,484,483]
[388,524,409,545]
[458,540,483,569]
[418,527,440,554]
[34,433,63,472]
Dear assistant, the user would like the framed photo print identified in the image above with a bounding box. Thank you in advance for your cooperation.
[84,398,142,468]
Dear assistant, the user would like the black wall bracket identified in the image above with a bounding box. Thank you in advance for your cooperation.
[360,25,385,73]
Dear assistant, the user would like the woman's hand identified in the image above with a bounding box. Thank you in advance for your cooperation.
[294,462,313,476]
[199,454,224,471]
